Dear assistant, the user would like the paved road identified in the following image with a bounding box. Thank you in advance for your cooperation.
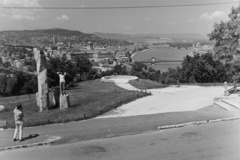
[1,120,239,160]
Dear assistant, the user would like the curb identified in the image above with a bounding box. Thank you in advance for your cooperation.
[158,116,240,130]
[0,136,61,152]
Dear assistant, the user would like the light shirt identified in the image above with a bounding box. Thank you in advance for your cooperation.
[59,73,66,83]
[14,109,24,122]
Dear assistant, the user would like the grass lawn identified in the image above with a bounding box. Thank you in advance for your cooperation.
[0,79,150,128]
[129,79,168,90]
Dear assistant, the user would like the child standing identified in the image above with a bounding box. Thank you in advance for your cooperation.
[57,71,67,95]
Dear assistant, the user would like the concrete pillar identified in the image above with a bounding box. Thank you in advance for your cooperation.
[60,94,69,110]
[224,81,228,96]
[34,48,49,112]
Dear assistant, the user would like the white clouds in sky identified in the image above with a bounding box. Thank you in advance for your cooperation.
[76,4,85,8]
[0,0,41,20]
[125,26,131,30]
[169,22,177,26]
[145,17,151,21]
[187,18,197,23]
[0,0,41,7]
[56,15,70,21]
[200,11,228,22]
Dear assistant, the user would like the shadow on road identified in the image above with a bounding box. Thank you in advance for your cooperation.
[21,134,39,142]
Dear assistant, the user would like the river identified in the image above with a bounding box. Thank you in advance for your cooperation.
[132,47,192,72]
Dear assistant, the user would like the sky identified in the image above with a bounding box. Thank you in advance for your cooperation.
[0,0,239,36]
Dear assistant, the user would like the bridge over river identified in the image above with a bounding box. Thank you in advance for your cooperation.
[134,57,183,65]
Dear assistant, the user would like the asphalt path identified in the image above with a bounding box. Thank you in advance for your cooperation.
[1,120,239,160]
[98,85,225,118]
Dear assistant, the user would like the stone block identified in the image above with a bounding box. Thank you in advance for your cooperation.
[49,87,60,109]
[37,69,49,112]
[60,94,69,110]
[34,48,49,112]
[49,91,56,108]
[0,105,5,112]
[36,92,40,107]
[0,121,6,128]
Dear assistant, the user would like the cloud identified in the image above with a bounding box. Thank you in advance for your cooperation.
[145,17,151,21]
[76,4,85,8]
[187,18,197,23]
[0,13,7,17]
[200,11,228,22]
[0,0,42,20]
[11,9,37,20]
[56,15,70,21]
[169,22,177,26]
[0,0,41,7]
[125,26,131,30]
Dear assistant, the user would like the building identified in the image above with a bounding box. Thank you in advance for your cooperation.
[67,47,114,62]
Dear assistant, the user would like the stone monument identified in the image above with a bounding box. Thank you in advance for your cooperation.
[34,48,49,112]
[60,94,69,110]
[224,81,228,96]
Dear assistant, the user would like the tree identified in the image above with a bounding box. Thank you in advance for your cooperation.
[113,64,128,75]
[4,76,18,96]
[0,57,2,65]
[74,56,92,74]
[160,67,181,84]
[3,61,11,68]
[208,5,240,84]
[47,56,94,87]
[131,62,147,73]
[0,75,7,95]
[180,53,228,83]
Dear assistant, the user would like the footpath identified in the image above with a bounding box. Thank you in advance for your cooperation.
[0,84,239,152]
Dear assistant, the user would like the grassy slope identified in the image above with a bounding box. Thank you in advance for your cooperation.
[0,79,151,128]
[129,79,168,90]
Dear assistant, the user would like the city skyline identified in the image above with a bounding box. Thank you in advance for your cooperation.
[0,0,238,36]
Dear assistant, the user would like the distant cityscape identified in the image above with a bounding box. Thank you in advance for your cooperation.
[0,28,213,74]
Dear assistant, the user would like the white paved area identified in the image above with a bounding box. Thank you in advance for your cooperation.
[98,85,225,118]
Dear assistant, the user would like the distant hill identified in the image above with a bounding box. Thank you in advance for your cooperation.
[93,32,209,43]
[0,28,95,37]
[0,28,132,47]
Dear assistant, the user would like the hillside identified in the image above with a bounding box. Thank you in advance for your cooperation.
[0,28,94,37]
[0,28,132,46]
[93,32,209,43]
[0,79,156,128]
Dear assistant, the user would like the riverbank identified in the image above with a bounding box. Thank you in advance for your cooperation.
[131,47,191,72]
[131,48,150,61]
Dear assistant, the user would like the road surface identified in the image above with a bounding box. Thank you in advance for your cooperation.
[1,120,239,160]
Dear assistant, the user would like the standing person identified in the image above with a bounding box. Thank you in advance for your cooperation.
[13,104,24,142]
[57,71,67,95]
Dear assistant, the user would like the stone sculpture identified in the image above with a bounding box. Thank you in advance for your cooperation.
[34,48,49,112]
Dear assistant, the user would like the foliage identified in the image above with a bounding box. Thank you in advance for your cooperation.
[160,53,231,84]
[47,56,93,87]
[0,71,37,96]
[208,5,240,62]
[208,4,240,82]
[129,79,167,90]
[113,64,128,75]
[3,61,11,68]
[161,67,181,84]
[181,53,229,83]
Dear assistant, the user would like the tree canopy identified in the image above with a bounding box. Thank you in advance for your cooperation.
[208,5,240,62]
